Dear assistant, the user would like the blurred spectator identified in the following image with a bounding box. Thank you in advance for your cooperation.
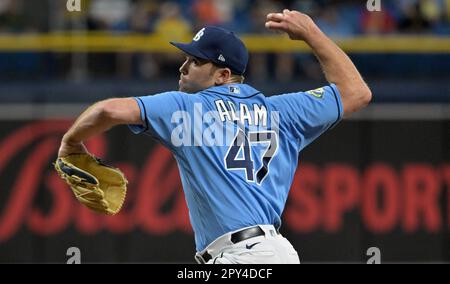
[138,1,192,79]
[360,8,397,34]
[435,0,450,33]
[447,0,450,20]
[398,1,432,33]
[154,1,191,39]
[420,0,441,24]
[191,0,238,30]
[0,0,449,82]
[88,0,131,31]
[419,0,449,34]
[315,4,355,37]
[291,0,320,18]
[248,0,285,82]
[0,0,24,32]
[129,0,158,33]
[0,0,47,80]
[0,0,48,32]
[249,0,281,33]
[192,0,221,27]
[1,0,449,35]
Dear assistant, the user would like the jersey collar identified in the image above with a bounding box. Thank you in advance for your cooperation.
[202,84,261,98]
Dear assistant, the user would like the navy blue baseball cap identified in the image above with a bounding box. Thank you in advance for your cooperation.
[170,26,249,75]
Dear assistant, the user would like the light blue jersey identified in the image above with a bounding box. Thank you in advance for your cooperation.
[129,83,343,251]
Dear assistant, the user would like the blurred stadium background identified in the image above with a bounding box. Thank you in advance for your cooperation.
[0,0,449,263]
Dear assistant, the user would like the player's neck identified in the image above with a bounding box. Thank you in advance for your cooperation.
[216,78,243,87]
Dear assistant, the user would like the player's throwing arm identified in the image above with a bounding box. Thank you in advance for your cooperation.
[266,9,372,115]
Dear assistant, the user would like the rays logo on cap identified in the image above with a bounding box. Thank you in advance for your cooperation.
[170,26,249,75]
[193,28,205,41]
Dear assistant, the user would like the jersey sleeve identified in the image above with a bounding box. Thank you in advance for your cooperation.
[268,84,343,151]
[128,91,192,151]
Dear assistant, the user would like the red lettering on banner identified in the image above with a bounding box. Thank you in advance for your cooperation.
[28,166,73,235]
[75,205,101,234]
[323,164,359,232]
[84,135,107,158]
[403,164,441,232]
[0,121,71,242]
[0,121,448,242]
[362,164,399,233]
[285,164,321,232]
[135,145,190,235]
[0,121,192,243]
[442,165,450,229]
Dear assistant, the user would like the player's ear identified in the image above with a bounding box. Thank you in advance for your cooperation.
[214,67,232,85]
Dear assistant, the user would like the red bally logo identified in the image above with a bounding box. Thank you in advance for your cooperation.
[0,120,191,243]
[0,121,449,243]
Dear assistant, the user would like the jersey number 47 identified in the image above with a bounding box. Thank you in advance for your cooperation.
[224,129,278,185]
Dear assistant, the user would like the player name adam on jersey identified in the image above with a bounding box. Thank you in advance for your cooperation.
[169,100,279,147]
[214,100,268,127]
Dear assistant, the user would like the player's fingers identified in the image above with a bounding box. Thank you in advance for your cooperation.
[265,21,286,30]
[283,9,291,15]
[266,12,285,22]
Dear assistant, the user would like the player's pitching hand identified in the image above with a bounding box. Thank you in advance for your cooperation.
[265,9,318,41]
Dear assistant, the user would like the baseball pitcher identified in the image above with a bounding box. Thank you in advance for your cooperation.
[57,9,371,264]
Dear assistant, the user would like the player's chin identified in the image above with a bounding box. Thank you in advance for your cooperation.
[178,81,187,92]
[178,82,197,94]
[178,85,188,93]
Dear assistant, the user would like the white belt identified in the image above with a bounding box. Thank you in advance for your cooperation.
[195,224,279,264]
